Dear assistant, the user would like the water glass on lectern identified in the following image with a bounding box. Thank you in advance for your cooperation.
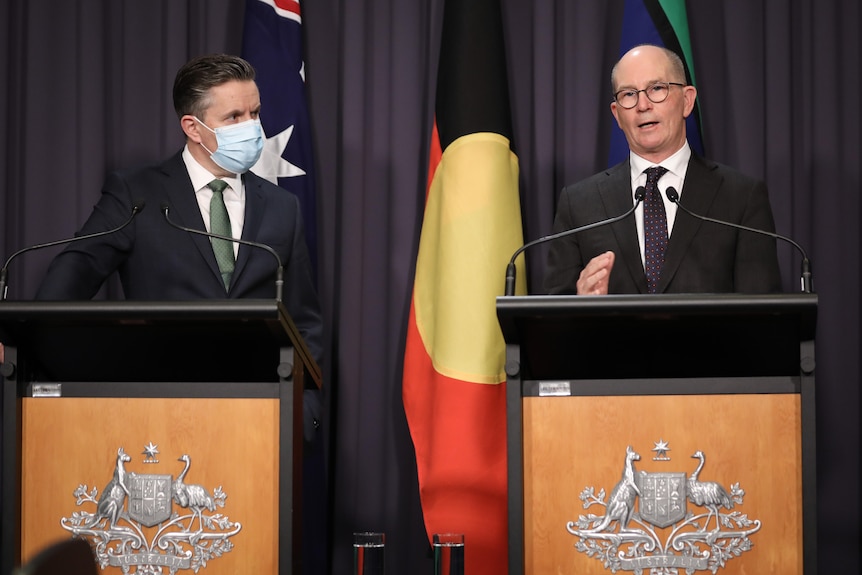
[433,533,464,575]
[353,532,385,575]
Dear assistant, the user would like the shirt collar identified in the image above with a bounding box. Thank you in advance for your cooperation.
[629,141,692,182]
[182,145,243,196]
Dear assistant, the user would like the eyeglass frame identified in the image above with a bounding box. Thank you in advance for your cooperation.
[612,82,686,109]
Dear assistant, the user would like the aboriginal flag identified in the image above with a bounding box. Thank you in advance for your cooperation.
[402,0,525,574]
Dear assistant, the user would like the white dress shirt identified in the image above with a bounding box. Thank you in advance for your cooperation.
[629,142,691,266]
[182,145,246,257]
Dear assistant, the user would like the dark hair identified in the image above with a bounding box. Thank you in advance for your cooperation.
[172,54,256,119]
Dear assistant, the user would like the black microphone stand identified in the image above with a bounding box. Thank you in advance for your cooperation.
[666,187,813,293]
[503,188,646,296]
[161,204,284,302]
[0,202,145,301]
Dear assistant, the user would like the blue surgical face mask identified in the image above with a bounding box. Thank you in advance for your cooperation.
[195,117,264,174]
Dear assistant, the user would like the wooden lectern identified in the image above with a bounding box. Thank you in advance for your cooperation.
[0,300,320,575]
[498,294,817,575]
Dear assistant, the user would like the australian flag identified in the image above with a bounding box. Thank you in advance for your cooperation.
[241,4,326,573]
[242,0,318,274]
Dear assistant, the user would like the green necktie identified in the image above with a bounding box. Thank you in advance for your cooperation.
[207,179,234,290]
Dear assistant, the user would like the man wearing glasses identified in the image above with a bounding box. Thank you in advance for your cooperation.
[544,44,782,295]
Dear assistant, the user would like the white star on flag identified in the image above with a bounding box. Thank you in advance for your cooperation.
[251,124,306,184]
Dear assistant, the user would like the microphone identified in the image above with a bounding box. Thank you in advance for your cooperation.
[504,187,647,296]
[665,186,812,293]
[160,203,284,302]
[0,201,146,301]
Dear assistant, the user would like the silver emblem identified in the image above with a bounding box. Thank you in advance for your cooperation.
[566,445,761,573]
[651,438,671,461]
[142,442,160,463]
[60,446,241,572]
[637,472,686,528]
[127,473,172,527]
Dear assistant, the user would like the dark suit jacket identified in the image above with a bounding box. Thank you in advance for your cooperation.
[36,151,324,436]
[544,154,782,294]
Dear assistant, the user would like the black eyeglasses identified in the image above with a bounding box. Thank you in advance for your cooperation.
[613,82,685,109]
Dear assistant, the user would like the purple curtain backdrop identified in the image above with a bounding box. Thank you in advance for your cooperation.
[1,1,859,573]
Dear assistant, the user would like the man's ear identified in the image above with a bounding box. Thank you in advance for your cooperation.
[682,85,698,118]
[180,115,201,142]
[610,101,622,129]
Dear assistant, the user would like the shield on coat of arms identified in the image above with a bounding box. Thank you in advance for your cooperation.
[637,472,687,528]
[127,473,173,527]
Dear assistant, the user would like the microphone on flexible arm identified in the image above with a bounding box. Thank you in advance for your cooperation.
[665,187,812,293]
[160,202,284,302]
[0,200,146,301]
[504,186,647,296]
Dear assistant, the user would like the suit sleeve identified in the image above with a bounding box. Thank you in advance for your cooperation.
[35,172,135,300]
[734,179,782,293]
[544,185,585,294]
[277,196,325,443]
[281,197,324,367]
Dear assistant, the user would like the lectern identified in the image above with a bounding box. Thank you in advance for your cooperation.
[0,300,320,575]
[498,294,817,575]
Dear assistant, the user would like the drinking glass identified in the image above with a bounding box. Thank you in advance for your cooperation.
[353,532,385,575]
[433,533,464,575]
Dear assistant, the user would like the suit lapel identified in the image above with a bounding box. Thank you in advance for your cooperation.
[160,153,224,287]
[601,161,648,293]
[659,155,720,292]
[233,172,266,282]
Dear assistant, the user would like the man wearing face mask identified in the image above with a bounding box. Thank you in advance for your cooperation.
[37,53,321,351]
[11,54,328,574]
[35,54,323,422]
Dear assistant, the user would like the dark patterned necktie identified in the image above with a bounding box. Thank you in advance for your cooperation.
[643,166,669,293]
[207,179,234,291]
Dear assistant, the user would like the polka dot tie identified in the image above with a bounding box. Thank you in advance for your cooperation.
[643,166,669,293]
[207,179,234,291]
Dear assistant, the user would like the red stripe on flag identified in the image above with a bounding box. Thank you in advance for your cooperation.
[403,304,509,575]
[426,121,442,200]
[273,0,300,16]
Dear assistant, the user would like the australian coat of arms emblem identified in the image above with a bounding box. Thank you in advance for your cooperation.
[566,445,761,574]
[60,446,242,573]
